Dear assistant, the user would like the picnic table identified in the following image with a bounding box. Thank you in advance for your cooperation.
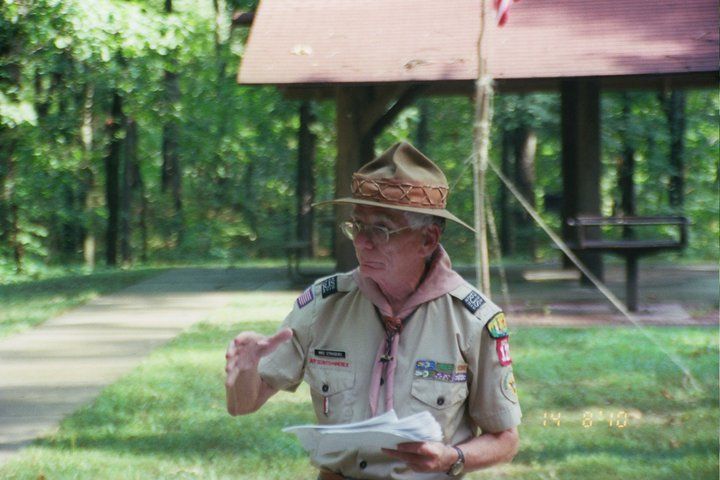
[566,215,689,311]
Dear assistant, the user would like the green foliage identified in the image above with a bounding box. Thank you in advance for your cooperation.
[0,0,717,271]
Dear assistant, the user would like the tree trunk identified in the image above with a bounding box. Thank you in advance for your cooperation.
[499,129,514,255]
[514,126,537,260]
[80,83,100,269]
[104,91,124,266]
[660,90,686,209]
[120,117,138,264]
[0,54,23,272]
[617,93,636,240]
[297,101,317,256]
[162,0,183,245]
[414,99,430,152]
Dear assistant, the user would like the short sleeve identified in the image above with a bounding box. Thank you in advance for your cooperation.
[465,311,522,433]
[257,286,316,392]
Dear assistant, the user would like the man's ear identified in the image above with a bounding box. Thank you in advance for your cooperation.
[420,224,441,255]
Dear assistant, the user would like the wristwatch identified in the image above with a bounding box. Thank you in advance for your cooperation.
[446,445,465,477]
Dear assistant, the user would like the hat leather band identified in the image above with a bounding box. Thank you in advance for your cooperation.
[351,175,448,209]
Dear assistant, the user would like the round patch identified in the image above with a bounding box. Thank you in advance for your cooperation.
[501,370,518,404]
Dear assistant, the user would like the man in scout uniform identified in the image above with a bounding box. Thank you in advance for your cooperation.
[225,142,521,479]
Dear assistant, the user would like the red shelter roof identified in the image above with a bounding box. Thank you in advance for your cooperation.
[238,0,719,87]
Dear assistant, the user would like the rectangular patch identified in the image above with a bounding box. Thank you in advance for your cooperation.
[309,357,350,368]
[314,349,346,359]
[462,291,485,313]
[296,287,314,308]
[453,372,467,383]
[496,337,512,366]
[414,359,468,383]
[321,276,338,298]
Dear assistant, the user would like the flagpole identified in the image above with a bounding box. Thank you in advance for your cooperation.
[473,0,493,296]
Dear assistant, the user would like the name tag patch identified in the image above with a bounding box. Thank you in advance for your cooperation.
[414,359,468,383]
[496,337,512,366]
[309,347,350,369]
[462,291,485,313]
[314,349,346,359]
[296,287,314,308]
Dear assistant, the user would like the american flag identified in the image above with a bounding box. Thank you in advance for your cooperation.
[494,0,518,27]
[296,286,314,308]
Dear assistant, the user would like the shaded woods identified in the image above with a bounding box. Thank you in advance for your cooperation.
[1,1,718,275]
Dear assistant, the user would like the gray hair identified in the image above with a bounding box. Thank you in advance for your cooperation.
[403,211,446,232]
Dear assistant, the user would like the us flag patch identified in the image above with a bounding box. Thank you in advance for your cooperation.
[462,291,484,313]
[296,287,314,308]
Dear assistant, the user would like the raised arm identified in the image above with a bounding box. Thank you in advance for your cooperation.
[224,328,293,415]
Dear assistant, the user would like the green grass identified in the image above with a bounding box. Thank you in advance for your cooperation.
[0,305,716,479]
[0,267,164,338]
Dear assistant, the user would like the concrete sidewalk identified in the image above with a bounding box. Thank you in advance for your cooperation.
[0,267,285,465]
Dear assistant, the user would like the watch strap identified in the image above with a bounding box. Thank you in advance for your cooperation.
[446,445,465,476]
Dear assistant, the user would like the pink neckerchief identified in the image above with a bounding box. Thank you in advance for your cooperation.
[352,245,465,416]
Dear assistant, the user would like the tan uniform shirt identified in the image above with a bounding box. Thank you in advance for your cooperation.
[259,271,522,479]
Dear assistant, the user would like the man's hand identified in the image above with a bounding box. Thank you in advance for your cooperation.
[224,328,292,415]
[225,328,293,386]
[381,442,457,474]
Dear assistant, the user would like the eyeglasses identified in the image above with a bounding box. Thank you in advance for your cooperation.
[340,220,412,244]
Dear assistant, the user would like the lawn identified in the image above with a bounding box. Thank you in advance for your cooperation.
[0,267,164,338]
[0,304,716,479]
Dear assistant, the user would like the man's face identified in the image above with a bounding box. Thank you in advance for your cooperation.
[350,206,427,285]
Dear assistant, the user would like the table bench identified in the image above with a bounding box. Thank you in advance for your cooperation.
[566,216,689,311]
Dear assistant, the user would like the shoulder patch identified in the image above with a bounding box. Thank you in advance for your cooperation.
[462,290,485,313]
[321,276,338,298]
[486,312,509,338]
[296,286,314,308]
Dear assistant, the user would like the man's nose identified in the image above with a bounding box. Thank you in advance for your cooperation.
[354,230,374,250]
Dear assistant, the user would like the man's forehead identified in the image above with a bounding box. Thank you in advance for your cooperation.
[352,206,406,224]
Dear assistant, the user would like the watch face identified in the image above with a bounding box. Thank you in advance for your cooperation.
[450,460,464,476]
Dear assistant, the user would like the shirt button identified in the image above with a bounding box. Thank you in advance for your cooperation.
[322,384,329,393]
[359,460,368,469]
[437,396,445,406]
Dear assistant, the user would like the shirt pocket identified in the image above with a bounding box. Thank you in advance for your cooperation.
[411,379,468,411]
[305,365,356,423]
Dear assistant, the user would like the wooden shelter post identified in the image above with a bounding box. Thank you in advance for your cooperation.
[333,84,427,271]
[561,79,604,284]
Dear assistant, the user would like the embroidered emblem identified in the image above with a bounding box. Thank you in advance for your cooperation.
[321,276,338,298]
[414,359,468,383]
[496,337,512,366]
[501,370,518,403]
[462,290,484,313]
[486,312,509,338]
[296,287,314,308]
[314,349,346,359]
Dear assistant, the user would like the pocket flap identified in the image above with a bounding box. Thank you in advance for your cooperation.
[411,379,468,410]
[305,366,355,396]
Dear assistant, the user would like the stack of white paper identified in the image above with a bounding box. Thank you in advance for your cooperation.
[283,410,443,455]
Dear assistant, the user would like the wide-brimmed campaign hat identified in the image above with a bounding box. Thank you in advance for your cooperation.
[315,141,475,232]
